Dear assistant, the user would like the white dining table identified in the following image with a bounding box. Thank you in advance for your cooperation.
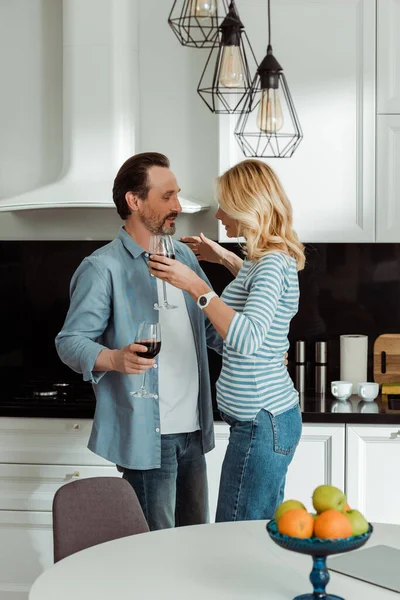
[29,521,399,600]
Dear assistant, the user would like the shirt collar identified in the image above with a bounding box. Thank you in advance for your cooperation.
[118,226,145,259]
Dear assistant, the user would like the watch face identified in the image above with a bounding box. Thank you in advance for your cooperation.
[199,296,207,307]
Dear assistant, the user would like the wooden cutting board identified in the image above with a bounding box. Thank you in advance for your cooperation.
[373,334,400,383]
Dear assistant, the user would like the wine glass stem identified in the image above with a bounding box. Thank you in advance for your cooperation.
[162,280,168,306]
[310,556,329,596]
[140,370,147,392]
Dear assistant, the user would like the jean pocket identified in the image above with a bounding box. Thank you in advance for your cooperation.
[269,405,302,455]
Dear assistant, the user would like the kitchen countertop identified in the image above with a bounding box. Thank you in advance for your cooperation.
[1,393,400,424]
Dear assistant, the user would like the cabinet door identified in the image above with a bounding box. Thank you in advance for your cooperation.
[284,424,346,511]
[0,418,112,466]
[377,0,400,113]
[206,423,346,519]
[0,511,52,600]
[205,423,229,522]
[218,0,375,243]
[376,115,400,241]
[346,424,400,524]
[0,464,119,511]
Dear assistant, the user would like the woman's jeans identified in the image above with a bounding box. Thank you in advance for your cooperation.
[216,404,302,522]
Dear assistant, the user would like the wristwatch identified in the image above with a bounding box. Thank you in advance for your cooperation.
[197,291,217,310]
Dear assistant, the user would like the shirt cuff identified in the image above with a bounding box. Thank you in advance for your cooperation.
[81,343,108,384]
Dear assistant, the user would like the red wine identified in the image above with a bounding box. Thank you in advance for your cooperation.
[136,340,161,359]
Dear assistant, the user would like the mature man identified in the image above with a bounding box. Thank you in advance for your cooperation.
[55,152,222,531]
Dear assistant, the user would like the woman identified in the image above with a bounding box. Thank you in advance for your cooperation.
[149,159,305,522]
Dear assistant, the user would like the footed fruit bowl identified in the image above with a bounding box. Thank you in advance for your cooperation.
[266,520,373,600]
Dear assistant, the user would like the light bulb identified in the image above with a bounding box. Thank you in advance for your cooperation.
[218,45,245,88]
[190,1,216,17]
[256,88,284,133]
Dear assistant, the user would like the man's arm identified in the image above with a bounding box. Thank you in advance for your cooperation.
[55,259,154,383]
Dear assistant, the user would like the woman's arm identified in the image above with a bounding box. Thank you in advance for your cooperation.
[148,253,288,354]
[181,233,243,277]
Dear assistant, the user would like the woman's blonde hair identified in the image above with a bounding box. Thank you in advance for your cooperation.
[216,159,305,271]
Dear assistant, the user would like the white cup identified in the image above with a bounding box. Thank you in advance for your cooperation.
[331,380,353,401]
[357,382,379,402]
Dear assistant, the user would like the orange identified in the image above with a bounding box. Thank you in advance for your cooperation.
[314,509,352,540]
[277,508,314,539]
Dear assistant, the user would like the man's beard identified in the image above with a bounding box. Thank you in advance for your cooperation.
[139,207,178,235]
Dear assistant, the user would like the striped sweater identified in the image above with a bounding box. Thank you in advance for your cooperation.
[216,251,300,420]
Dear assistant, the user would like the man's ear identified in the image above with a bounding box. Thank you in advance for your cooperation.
[126,191,140,212]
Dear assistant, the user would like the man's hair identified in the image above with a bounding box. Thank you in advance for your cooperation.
[112,152,170,220]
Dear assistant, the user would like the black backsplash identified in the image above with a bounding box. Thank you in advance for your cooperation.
[1,241,399,404]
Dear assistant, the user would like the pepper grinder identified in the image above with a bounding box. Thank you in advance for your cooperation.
[295,340,306,394]
[315,341,327,395]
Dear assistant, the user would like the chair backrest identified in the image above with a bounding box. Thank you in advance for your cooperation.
[52,476,149,562]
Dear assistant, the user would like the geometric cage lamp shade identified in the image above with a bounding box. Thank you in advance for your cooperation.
[235,48,303,158]
[168,0,229,49]
[235,0,302,158]
[197,0,258,114]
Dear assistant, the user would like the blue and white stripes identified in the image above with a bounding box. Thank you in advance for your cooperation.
[217,251,300,420]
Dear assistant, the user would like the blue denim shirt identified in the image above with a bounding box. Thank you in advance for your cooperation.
[55,227,222,469]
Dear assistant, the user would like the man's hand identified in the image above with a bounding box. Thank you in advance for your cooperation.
[284,352,288,367]
[96,344,156,374]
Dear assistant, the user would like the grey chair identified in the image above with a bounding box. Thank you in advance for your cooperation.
[52,476,149,562]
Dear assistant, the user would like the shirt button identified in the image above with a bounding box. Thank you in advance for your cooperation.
[153,363,158,369]
[154,394,159,399]
[153,303,158,308]
[156,428,160,433]
[145,253,149,258]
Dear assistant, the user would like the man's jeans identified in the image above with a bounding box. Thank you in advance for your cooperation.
[216,405,302,522]
[123,430,208,531]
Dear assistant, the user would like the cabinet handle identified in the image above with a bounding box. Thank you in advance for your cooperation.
[72,471,80,479]
[73,424,80,430]
[390,431,400,439]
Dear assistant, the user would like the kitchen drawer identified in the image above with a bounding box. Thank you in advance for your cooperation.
[0,418,111,466]
[0,464,119,511]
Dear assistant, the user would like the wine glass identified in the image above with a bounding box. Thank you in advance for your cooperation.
[130,322,161,398]
[149,235,178,310]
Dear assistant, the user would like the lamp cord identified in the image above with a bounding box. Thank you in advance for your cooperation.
[268,0,271,47]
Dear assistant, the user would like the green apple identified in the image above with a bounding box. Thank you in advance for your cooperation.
[274,499,306,523]
[345,509,369,536]
[312,485,347,513]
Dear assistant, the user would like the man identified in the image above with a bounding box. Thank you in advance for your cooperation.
[56,152,222,531]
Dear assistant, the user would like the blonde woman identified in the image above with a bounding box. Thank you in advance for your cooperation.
[149,159,305,521]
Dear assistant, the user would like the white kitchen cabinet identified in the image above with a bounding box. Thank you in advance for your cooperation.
[0,512,53,600]
[219,0,375,243]
[377,0,400,113]
[376,115,400,241]
[346,424,400,524]
[284,424,345,511]
[206,422,345,520]
[0,417,116,600]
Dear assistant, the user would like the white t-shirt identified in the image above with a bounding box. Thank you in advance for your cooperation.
[157,279,200,434]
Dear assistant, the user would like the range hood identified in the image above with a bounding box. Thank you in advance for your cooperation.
[0,0,209,215]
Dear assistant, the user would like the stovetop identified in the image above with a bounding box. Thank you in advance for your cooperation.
[1,380,96,409]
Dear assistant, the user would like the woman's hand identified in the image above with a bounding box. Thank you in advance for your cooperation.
[181,233,225,264]
[149,255,210,296]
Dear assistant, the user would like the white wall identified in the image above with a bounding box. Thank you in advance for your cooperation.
[0,0,220,241]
